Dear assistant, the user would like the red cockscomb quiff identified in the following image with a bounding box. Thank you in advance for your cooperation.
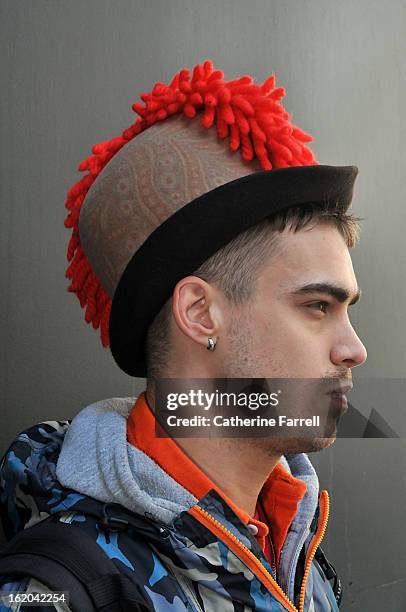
[64,59,318,350]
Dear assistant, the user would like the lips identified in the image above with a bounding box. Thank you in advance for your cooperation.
[325,380,353,417]
[326,380,353,396]
[329,390,348,403]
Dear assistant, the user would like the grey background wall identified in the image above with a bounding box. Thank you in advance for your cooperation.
[1,0,405,609]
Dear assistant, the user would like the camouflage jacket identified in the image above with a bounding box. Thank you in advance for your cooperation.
[0,396,340,611]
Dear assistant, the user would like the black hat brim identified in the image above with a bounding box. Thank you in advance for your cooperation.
[109,164,359,377]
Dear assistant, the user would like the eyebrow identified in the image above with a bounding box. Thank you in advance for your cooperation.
[290,282,362,305]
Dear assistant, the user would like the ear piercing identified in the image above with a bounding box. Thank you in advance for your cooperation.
[207,337,216,351]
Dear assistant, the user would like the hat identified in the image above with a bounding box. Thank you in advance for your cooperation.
[64,60,358,377]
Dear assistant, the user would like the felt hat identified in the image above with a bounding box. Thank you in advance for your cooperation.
[64,60,358,377]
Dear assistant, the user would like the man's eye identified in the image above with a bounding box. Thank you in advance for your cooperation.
[307,301,329,314]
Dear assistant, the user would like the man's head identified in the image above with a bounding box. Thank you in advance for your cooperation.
[65,60,363,408]
[146,204,367,452]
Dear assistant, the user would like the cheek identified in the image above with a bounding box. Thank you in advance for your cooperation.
[251,302,302,344]
[251,307,327,367]
[248,310,294,358]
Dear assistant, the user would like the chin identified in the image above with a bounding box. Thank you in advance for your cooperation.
[267,435,337,455]
[305,436,337,453]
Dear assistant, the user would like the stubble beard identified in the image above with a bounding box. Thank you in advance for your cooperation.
[222,312,337,457]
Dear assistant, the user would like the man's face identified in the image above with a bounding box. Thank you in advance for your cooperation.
[222,222,367,452]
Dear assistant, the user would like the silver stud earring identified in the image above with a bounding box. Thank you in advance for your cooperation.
[207,337,216,351]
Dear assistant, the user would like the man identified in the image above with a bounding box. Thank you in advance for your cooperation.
[0,60,366,611]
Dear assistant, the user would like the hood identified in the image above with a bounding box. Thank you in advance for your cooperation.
[0,396,320,545]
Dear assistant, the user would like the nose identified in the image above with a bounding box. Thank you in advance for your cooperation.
[330,321,368,369]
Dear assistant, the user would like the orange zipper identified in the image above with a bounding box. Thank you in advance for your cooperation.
[188,505,298,611]
[298,490,330,612]
[189,490,330,612]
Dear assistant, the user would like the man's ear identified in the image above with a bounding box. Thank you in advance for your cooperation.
[172,276,222,347]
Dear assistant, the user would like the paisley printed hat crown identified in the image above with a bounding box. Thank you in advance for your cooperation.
[64,60,358,377]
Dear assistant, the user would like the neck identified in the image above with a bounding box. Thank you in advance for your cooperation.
[145,387,280,517]
[174,437,280,517]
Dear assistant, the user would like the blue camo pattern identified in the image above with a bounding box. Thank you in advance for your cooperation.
[0,420,339,611]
